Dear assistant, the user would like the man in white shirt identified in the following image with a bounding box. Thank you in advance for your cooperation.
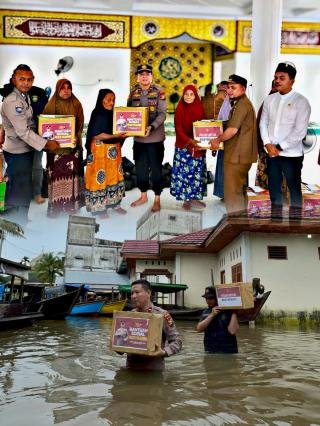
[259,62,311,219]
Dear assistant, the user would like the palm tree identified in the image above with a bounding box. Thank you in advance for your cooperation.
[20,256,30,266]
[0,218,24,237]
[0,218,24,257]
[32,252,64,286]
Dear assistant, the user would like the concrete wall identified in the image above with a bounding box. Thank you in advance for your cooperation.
[0,44,131,123]
[176,252,217,307]
[136,209,202,240]
[249,233,320,312]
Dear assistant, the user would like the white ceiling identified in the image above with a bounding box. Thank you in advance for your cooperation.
[1,0,320,21]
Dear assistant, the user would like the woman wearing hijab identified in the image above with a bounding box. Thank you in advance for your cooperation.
[43,79,85,217]
[85,89,127,218]
[170,85,207,210]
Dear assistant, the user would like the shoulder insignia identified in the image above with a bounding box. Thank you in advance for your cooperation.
[163,311,174,327]
[159,90,166,100]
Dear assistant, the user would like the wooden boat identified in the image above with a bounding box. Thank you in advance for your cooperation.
[69,299,105,316]
[169,291,271,322]
[100,299,127,316]
[237,291,271,323]
[0,257,44,330]
[168,307,203,321]
[38,285,83,319]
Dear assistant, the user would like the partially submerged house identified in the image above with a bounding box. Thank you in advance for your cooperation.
[121,215,320,312]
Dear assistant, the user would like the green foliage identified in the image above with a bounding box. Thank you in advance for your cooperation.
[32,252,64,286]
[0,218,24,237]
[256,309,320,329]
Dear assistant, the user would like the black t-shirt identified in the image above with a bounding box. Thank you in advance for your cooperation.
[200,308,238,353]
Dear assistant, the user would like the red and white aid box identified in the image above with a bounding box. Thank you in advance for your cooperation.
[193,120,223,149]
[38,115,76,148]
[110,310,163,355]
[215,283,254,310]
[113,107,149,136]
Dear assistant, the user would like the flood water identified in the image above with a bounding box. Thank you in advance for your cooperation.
[0,318,319,426]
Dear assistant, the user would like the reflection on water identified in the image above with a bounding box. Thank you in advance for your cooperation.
[0,318,319,425]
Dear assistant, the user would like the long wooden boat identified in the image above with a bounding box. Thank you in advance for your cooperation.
[100,299,127,316]
[69,299,105,316]
[169,291,271,322]
[0,303,44,329]
[237,291,271,323]
[0,257,44,330]
[38,286,83,319]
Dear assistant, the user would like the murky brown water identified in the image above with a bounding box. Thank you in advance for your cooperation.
[0,318,319,426]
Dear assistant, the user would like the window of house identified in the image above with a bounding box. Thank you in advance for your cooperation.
[268,246,287,260]
[169,215,176,221]
[220,270,226,284]
[318,247,320,259]
[231,263,242,283]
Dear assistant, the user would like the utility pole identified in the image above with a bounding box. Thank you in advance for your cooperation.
[0,230,4,258]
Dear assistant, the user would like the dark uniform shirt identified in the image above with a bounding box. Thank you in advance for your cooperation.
[126,304,182,371]
[200,308,238,354]
[127,84,167,144]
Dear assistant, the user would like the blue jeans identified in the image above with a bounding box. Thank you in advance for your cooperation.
[267,155,303,218]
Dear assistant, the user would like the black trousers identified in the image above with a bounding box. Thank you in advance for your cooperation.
[133,141,164,195]
[3,150,34,226]
[267,155,303,218]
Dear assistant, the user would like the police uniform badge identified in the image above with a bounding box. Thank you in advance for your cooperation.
[164,311,174,327]
[159,90,166,100]
[15,106,23,114]
[149,106,155,112]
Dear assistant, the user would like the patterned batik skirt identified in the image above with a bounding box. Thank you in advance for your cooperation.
[85,140,125,213]
[170,147,207,201]
[46,148,85,217]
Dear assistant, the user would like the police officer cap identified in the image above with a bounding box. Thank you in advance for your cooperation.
[228,74,247,88]
[201,286,217,299]
[136,64,153,74]
[275,61,296,79]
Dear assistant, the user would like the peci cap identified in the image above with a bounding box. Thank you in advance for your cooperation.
[275,61,296,79]
[201,286,217,299]
[228,74,247,88]
[136,64,153,74]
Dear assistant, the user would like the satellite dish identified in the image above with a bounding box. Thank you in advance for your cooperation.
[55,56,74,76]
[303,127,318,154]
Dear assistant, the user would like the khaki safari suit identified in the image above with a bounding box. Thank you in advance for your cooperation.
[223,94,257,213]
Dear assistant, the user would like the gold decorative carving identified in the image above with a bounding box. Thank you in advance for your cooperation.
[0,9,130,47]
[238,20,320,54]
[132,16,236,51]
[131,41,213,113]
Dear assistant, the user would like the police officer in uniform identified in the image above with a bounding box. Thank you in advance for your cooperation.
[1,64,59,225]
[127,64,167,212]
[0,78,49,204]
[123,279,182,371]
